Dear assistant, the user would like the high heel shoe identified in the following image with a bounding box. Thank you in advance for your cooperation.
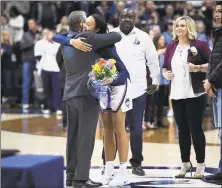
[175,162,193,178]
[193,163,205,179]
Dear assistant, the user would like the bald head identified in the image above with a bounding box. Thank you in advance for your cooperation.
[120,8,136,19]
[119,8,136,35]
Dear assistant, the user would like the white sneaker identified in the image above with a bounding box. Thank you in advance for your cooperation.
[101,161,115,185]
[167,110,174,117]
[42,109,50,114]
[56,110,63,115]
[108,163,129,187]
[22,104,29,113]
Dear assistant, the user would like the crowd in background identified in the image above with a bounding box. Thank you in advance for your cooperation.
[1,1,218,128]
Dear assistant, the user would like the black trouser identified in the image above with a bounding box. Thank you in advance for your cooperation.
[62,101,67,127]
[2,69,19,98]
[154,85,169,125]
[42,70,61,111]
[171,95,206,163]
[144,93,155,123]
[66,96,100,181]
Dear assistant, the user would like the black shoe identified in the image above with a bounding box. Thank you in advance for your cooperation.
[66,179,73,186]
[204,172,222,185]
[73,179,102,188]
[157,123,169,129]
[132,165,145,176]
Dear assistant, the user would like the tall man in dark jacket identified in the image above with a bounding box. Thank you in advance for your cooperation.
[62,11,122,187]
[204,2,222,184]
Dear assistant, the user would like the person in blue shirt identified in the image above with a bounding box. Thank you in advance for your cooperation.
[53,14,132,186]
[153,34,170,128]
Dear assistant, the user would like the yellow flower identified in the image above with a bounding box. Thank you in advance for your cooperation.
[110,59,116,64]
[112,65,117,72]
[93,63,101,72]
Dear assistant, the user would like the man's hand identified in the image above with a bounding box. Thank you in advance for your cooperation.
[147,84,159,94]
[101,78,113,86]
[203,79,217,99]
[207,88,216,99]
[203,79,212,92]
[70,37,92,52]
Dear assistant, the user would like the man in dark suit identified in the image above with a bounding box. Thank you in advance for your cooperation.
[204,2,222,185]
[62,11,122,187]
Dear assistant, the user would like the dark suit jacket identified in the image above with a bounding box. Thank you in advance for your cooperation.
[163,40,211,94]
[61,31,121,101]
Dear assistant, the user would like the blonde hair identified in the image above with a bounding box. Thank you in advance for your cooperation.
[172,16,197,41]
[1,31,11,44]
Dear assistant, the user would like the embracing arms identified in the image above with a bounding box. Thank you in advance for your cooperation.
[52,32,122,51]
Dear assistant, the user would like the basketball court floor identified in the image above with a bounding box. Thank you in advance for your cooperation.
[1,109,221,187]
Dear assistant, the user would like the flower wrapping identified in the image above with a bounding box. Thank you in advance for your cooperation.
[87,58,118,110]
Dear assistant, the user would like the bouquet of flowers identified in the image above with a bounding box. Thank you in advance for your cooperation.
[87,58,118,110]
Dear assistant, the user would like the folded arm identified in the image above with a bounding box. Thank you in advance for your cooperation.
[53,31,122,52]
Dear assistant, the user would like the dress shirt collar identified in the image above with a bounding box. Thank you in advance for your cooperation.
[116,26,137,36]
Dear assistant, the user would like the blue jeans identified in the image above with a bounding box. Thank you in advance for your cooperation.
[212,89,222,171]
[22,62,36,105]
[126,93,147,166]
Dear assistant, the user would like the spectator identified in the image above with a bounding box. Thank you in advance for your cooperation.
[110,1,125,27]
[1,31,19,107]
[94,1,112,22]
[202,1,214,37]
[1,15,9,33]
[56,16,69,33]
[160,4,174,31]
[152,34,169,128]
[8,6,24,43]
[40,30,62,115]
[20,19,40,112]
[31,2,57,30]
[163,20,173,45]
[196,21,208,42]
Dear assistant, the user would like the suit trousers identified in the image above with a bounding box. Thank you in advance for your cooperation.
[126,93,147,166]
[66,95,100,181]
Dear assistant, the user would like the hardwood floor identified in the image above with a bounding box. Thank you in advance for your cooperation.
[1,114,218,145]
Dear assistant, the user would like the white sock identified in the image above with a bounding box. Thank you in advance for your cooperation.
[119,162,128,175]
[180,162,191,173]
[105,161,115,175]
[195,163,205,175]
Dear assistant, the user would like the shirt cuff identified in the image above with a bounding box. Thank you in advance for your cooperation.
[151,78,159,86]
